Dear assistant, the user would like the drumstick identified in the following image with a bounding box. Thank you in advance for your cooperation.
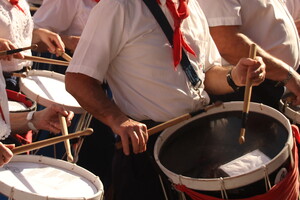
[115,101,223,149]
[56,48,72,62]
[0,44,38,56]
[15,55,69,66]
[59,114,74,162]
[239,43,257,144]
[11,128,93,155]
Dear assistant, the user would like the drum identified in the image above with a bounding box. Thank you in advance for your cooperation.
[19,70,92,160]
[0,155,104,200]
[278,98,300,125]
[19,70,83,114]
[154,101,294,199]
[6,89,36,113]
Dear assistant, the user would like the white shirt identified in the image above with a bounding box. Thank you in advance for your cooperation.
[198,0,300,70]
[67,0,221,122]
[285,0,300,20]
[0,62,11,140]
[0,0,33,72]
[33,0,97,36]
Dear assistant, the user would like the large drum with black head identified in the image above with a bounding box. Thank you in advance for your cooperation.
[154,102,295,199]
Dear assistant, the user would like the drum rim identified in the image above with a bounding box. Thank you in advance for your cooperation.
[19,70,84,114]
[279,99,300,124]
[0,155,104,200]
[154,101,293,191]
[6,89,37,113]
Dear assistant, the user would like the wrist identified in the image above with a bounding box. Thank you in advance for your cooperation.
[227,68,240,92]
[26,111,39,133]
[275,66,293,87]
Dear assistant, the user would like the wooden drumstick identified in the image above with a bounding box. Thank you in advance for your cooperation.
[12,128,93,155]
[56,48,72,62]
[59,114,74,162]
[0,44,38,56]
[115,101,223,149]
[239,43,257,144]
[15,55,69,66]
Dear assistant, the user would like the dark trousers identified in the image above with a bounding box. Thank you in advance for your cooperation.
[110,122,178,200]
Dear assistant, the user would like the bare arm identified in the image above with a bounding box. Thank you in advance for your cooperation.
[65,72,148,155]
[209,25,300,104]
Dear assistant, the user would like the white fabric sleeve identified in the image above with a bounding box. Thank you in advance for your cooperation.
[67,0,126,82]
[33,0,78,33]
[198,0,242,27]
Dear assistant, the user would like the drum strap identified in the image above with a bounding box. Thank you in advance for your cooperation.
[142,0,202,89]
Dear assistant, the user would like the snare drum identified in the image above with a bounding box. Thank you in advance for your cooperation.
[6,89,36,113]
[19,70,82,114]
[19,70,92,160]
[279,98,300,125]
[0,155,104,200]
[154,102,296,199]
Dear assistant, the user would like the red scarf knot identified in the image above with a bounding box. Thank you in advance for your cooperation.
[94,0,100,2]
[159,0,196,69]
[9,0,25,14]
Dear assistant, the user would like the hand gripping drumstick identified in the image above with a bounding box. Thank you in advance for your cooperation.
[59,114,74,162]
[11,128,93,155]
[115,101,223,149]
[239,43,257,144]
[0,44,38,56]
[56,48,72,62]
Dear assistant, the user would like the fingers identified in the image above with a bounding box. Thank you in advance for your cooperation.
[0,143,13,167]
[119,122,149,156]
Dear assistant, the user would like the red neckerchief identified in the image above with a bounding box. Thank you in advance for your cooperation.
[157,0,195,69]
[9,0,25,14]
[94,0,100,2]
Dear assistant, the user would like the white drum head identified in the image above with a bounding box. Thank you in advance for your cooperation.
[19,70,83,114]
[0,155,103,200]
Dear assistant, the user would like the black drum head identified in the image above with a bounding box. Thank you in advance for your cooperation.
[158,111,288,179]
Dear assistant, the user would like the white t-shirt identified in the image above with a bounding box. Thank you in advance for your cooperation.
[285,0,300,20]
[33,0,97,36]
[0,0,33,72]
[67,0,221,122]
[198,0,300,70]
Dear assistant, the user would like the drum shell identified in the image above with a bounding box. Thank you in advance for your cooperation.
[154,101,293,197]
[6,89,36,113]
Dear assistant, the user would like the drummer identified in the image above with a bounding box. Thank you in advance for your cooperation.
[0,0,65,91]
[65,0,266,199]
[0,57,74,166]
[197,0,300,109]
[32,0,115,194]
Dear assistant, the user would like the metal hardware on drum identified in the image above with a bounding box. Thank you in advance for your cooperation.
[12,128,93,155]
[0,44,38,56]
[115,101,223,149]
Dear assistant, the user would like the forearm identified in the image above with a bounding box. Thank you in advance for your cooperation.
[9,112,30,134]
[65,73,129,130]
[204,65,234,95]
[210,26,291,82]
